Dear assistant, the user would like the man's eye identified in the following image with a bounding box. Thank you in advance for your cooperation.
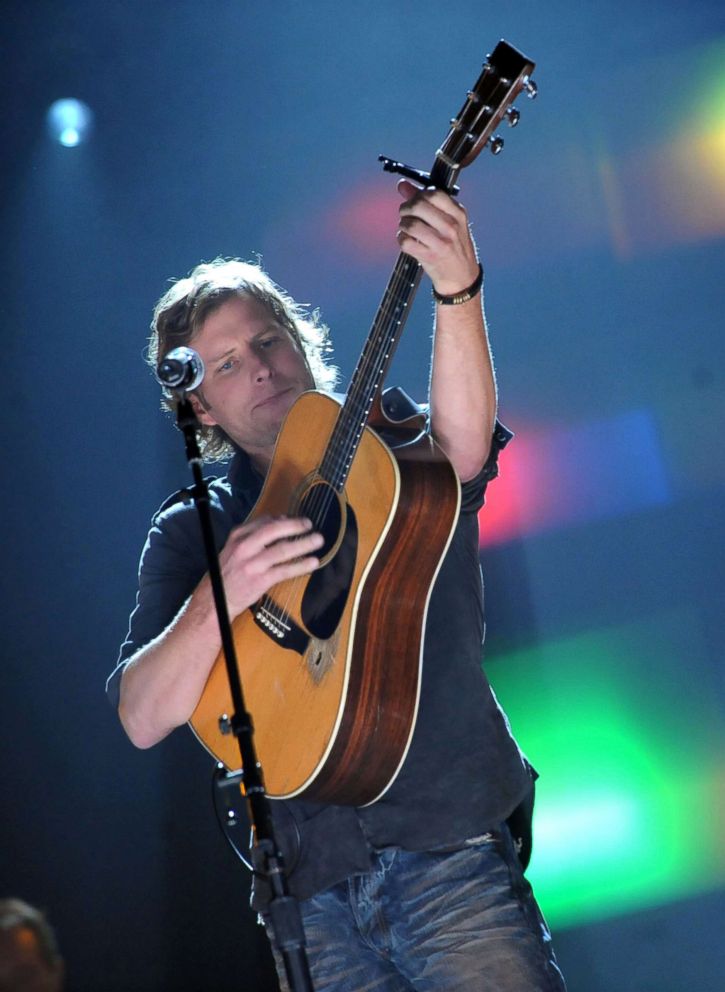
[259,337,277,348]
[218,359,235,373]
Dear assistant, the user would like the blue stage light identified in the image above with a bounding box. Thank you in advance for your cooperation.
[46,99,93,147]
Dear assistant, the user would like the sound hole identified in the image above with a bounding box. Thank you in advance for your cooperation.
[299,482,342,559]
[298,483,358,641]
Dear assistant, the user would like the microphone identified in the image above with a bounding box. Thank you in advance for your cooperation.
[156,347,205,391]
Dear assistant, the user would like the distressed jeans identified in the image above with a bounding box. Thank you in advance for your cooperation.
[266,824,566,992]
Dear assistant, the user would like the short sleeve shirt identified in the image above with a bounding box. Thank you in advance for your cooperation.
[108,399,532,905]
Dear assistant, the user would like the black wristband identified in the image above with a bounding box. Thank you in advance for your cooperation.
[432,263,484,305]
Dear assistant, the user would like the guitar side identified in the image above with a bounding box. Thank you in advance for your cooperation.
[305,428,461,806]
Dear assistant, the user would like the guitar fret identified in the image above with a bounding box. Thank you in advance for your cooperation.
[321,254,421,489]
[320,39,535,490]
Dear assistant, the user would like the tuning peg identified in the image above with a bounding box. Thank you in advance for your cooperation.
[505,107,520,127]
[523,77,538,100]
[489,135,504,155]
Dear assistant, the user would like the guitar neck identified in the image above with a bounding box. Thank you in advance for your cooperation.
[320,250,423,490]
[317,39,536,493]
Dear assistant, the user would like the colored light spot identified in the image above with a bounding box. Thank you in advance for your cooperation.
[323,182,400,261]
[480,409,670,546]
[60,127,80,147]
[46,98,94,147]
[599,37,725,255]
[486,611,725,927]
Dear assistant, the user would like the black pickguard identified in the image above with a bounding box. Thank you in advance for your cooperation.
[299,485,358,641]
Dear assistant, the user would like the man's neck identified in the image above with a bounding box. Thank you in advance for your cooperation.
[248,449,272,478]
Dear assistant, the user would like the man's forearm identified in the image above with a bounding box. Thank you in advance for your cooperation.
[394,183,497,481]
[117,515,325,749]
[118,576,222,749]
[429,290,497,483]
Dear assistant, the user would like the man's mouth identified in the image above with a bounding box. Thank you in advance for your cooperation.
[253,386,295,410]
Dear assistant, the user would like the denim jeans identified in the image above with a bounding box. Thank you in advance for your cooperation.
[266,824,566,991]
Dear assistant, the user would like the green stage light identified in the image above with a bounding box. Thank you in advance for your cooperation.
[486,610,724,928]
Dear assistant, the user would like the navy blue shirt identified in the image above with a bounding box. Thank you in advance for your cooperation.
[108,401,533,906]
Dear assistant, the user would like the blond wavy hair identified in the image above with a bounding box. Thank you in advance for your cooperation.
[148,258,338,462]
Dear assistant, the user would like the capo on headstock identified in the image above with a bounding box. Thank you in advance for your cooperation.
[379,41,536,196]
[378,156,461,196]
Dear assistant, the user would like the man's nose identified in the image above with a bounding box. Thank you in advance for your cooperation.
[250,350,273,382]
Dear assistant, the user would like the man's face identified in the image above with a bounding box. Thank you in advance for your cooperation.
[188,295,315,468]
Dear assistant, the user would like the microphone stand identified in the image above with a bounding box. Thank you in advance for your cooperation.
[174,394,314,992]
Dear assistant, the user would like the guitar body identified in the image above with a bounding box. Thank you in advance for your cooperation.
[189,391,460,806]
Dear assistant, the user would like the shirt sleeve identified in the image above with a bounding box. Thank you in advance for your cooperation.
[378,389,513,516]
[459,419,514,515]
[105,501,208,708]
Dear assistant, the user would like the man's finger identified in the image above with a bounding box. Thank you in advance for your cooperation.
[266,530,324,565]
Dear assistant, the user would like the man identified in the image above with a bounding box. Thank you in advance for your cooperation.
[0,899,64,992]
[107,181,566,991]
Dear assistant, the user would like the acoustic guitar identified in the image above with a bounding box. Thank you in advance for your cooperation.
[189,40,536,806]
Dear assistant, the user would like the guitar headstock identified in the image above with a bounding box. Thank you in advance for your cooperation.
[430,40,536,189]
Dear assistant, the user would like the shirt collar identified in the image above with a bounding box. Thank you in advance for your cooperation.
[226,445,265,505]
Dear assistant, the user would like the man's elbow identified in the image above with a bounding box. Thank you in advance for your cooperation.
[432,426,491,485]
[118,677,170,750]
[449,442,491,484]
[118,703,162,749]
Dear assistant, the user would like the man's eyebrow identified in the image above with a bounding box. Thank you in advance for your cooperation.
[253,322,286,338]
[208,323,288,363]
[208,347,236,364]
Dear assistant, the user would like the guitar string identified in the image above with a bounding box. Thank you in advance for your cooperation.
[285,253,418,530]
[254,76,513,635]
[257,253,421,633]
[265,253,418,627]
[295,80,510,537]
[297,254,419,541]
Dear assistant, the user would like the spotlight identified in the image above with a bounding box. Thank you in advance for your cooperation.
[46,99,94,147]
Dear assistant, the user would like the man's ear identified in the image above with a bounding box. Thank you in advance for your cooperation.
[188,391,218,427]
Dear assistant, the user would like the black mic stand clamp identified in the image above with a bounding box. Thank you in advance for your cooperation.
[174,394,314,992]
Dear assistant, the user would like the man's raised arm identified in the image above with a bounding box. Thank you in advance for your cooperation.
[396,180,496,483]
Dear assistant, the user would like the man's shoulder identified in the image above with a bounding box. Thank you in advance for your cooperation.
[151,474,232,526]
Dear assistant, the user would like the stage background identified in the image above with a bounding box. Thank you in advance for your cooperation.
[1,2,723,989]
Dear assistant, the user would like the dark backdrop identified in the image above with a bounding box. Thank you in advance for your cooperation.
[1,3,723,990]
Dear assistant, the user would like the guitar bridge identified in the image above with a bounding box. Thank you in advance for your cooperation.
[253,601,309,654]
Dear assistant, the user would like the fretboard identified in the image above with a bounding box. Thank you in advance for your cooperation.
[319,251,423,491]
